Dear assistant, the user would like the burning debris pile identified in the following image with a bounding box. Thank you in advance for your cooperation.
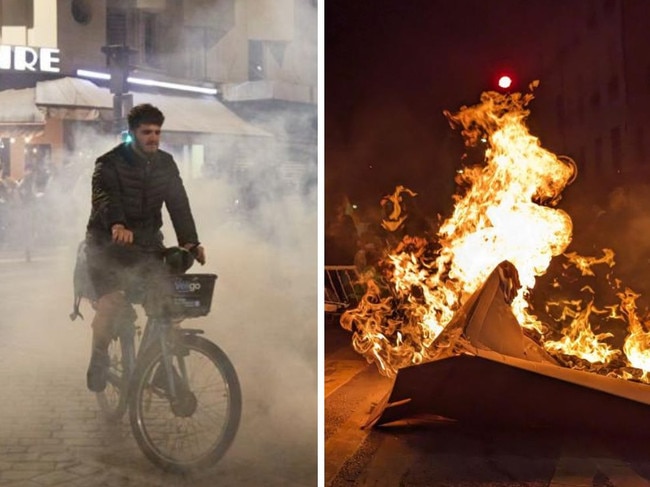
[341,83,650,386]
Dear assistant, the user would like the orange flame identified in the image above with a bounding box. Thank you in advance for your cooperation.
[381,185,418,232]
[343,86,575,376]
[564,249,615,277]
[620,289,650,382]
[341,84,650,383]
[543,300,620,364]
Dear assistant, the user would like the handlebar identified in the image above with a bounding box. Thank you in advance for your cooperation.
[104,241,196,274]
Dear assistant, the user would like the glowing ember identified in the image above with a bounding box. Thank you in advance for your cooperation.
[341,84,650,383]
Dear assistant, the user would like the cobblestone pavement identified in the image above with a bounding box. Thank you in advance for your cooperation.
[0,247,317,486]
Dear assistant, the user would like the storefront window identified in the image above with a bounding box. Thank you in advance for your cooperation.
[24,144,52,192]
[0,139,10,178]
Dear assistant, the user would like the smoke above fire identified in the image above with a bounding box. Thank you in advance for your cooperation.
[341,83,650,385]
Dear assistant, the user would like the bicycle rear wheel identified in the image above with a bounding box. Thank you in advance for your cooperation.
[128,334,241,472]
[96,322,136,422]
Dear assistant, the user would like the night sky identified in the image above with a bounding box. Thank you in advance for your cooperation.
[325,0,554,219]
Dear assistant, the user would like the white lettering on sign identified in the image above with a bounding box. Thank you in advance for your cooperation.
[39,48,61,73]
[0,45,61,73]
[0,45,11,69]
[14,47,38,70]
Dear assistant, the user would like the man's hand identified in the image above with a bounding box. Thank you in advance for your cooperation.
[194,245,206,265]
[111,224,134,245]
[183,243,206,265]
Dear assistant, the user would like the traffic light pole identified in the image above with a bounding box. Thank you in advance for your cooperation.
[101,44,137,135]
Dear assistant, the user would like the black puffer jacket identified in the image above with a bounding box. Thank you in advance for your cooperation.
[85,143,199,248]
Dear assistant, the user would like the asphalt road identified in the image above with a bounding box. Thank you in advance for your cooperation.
[325,316,650,487]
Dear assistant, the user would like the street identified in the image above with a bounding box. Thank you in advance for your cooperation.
[325,316,650,487]
[0,233,317,486]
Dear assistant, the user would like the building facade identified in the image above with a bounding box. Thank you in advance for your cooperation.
[0,0,317,187]
[530,0,650,188]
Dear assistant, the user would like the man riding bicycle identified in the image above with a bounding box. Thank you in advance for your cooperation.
[84,103,206,393]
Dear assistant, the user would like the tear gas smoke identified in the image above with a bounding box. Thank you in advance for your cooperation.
[0,0,317,480]
[0,108,317,484]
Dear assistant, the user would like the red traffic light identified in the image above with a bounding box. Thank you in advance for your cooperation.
[497,75,513,89]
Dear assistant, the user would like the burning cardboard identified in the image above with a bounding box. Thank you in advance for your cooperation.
[339,87,650,433]
[365,262,650,433]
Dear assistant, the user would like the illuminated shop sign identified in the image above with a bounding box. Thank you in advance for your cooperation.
[0,45,61,73]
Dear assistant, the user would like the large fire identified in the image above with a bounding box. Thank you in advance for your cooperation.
[341,84,650,382]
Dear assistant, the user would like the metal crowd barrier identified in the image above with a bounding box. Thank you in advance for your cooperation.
[324,265,362,314]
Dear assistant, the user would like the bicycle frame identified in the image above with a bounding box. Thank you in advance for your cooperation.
[116,308,206,404]
[140,316,205,398]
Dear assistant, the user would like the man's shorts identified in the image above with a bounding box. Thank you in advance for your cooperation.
[85,241,166,301]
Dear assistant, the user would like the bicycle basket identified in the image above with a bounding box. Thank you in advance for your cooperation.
[168,273,217,318]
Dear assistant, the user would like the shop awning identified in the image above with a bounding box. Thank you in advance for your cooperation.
[34,76,112,121]
[35,76,113,110]
[32,77,271,137]
[130,91,271,137]
[0,87,46,138]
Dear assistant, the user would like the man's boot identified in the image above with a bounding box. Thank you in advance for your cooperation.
[87,345,110,393]
[87,291,125,392]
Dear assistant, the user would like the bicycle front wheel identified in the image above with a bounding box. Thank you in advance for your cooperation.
[128,334,241,472]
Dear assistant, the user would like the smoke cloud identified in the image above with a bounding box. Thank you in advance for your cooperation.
[560,180,650,307]
[0,0,317,482]
[0,105,316,485]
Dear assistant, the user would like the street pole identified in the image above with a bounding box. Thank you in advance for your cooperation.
[101,44,137,135]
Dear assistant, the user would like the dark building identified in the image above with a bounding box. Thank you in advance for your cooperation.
[530,0,650,188]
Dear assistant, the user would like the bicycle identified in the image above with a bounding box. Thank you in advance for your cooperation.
[92,246,241,473]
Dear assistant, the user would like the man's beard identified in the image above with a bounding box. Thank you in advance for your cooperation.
[135,141,158,154]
